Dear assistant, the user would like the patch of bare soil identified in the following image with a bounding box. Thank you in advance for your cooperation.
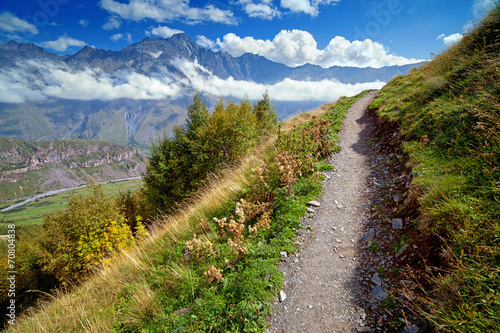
[269,91,428,333]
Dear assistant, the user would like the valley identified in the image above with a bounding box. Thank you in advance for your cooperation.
[0,137,146,203]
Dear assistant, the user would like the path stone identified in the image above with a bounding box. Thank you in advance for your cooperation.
[371,273,382,286]
[393,218,403,229]
[308,200,321,207]
[361,228,375,244]
[279,291,286,302]
[371,285,389,300]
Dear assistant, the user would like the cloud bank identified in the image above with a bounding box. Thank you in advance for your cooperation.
[437,33,463,46]
[40,35,87,52]
[0,58,385,104]
[214,30,423,68]
[99,0,237,25]
[0,11,38,36]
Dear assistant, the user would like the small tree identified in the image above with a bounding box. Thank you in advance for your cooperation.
[41,185,141,283]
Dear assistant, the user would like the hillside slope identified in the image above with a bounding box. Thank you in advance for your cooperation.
[0,137,146,202]
[369,6,500,331]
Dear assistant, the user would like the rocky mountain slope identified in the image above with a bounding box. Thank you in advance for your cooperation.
[0,137,146,202]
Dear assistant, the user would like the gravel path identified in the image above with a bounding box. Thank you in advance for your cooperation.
[270,91,380,333]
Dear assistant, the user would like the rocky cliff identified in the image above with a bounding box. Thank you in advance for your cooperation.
[0,137,146,202]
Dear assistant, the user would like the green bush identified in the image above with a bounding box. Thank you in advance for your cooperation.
[41,185,142,283]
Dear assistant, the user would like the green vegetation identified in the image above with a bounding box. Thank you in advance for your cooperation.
[143,93,277,212]
[0,179,142,225]
[3,91,368,332]
[0,185,146,328]
[369,6,500,331]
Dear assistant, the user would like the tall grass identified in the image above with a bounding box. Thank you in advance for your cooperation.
[370,5,500,331]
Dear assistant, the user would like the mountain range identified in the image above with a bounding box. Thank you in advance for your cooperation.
[0,33,424,148]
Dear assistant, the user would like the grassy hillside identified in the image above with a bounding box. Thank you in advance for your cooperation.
[369,6,500,331]
[2,92,367,332]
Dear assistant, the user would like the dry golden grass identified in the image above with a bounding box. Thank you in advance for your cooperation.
[281,105,330,132]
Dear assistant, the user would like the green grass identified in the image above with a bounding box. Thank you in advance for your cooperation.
[369,6,500,331]
[0,179,143,225]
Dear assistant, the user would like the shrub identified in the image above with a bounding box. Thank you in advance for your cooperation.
[41,185,143,283]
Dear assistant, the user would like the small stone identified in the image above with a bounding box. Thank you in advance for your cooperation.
[394,195,401,203]
[372,285,389,300]
[339,254,346,258]
[361,228,375,244]
[308,305,313,309]
[308,200,321,207]
[280,252,288,258]
[333,246,338,253]
[335,200,339,205]
[371,273,382,286]
[336,239,342,243]
[279,290,286,302]
[404,326,420,333]
[393,218,403,229]
[396,244,409,258]
[306,207,315,213]
[332,226,337,230]
[337,204,343,209]
[173,307,190,315]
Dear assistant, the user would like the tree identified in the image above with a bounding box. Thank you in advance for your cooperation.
[143,93,278,213]
[41,185,141,283]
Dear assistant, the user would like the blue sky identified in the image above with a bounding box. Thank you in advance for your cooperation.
[0,0,495,68]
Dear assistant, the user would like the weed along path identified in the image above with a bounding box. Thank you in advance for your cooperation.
[270,91,380,332]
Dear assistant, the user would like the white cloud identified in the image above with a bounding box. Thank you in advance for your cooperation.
[196,35,216,48]
[215,30,423,68]
[99,0,237,25]
[473,0,496,19]
[102,16,122,30]
[436,33,445,40]
[0,57,385,104]
[171,58,385,101]
[79,19,89,27]
[0,11,38,35]
[438,33,463,46]
[279,0,339,17]
[0,60,183,103]
[111,32,132,42]
[280,0,318,16]
[149,26,184,38]
[464,0,496,31]
[238,0,281,20]
[40,36,86,52]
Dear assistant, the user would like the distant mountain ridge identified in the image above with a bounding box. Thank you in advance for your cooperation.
[0,33,424,147]
[1,34,422,84]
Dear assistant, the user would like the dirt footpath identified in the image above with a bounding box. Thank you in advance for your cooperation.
[270,91,380,333]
